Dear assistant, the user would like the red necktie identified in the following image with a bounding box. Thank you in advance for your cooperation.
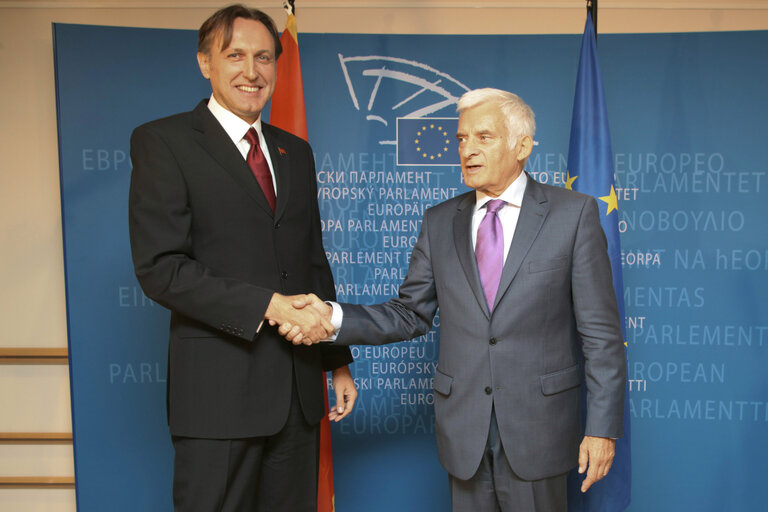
[244,128,276,211]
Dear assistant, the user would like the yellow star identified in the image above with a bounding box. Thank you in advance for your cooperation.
[600,185,618,215]
[565,172,578,190]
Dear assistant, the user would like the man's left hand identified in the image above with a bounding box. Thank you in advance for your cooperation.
[578,435,615,492]
[329,365,357,422]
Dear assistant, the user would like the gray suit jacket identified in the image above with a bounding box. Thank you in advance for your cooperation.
[335,176,626,481]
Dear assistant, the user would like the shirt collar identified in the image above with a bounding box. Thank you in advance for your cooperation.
[474,172,528,212]
[206,94,263,144]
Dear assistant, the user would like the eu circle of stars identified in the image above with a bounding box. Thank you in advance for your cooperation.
[414,123,452,161]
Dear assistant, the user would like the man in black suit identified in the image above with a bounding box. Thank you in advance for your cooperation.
[128,5,355,511]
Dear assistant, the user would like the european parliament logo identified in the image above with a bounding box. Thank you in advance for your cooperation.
[337,53,468,156]
[396,117,459,166]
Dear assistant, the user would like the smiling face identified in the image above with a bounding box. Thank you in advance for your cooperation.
[197,17,277,124]
[456,102,532,197]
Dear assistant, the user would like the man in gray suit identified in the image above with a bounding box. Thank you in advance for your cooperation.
[284,88,626,511]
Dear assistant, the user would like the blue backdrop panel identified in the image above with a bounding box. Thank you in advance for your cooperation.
[599,31,768,512]
[53,24,210,511]
[54,23,768,511]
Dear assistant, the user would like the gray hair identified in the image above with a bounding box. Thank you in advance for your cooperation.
[456,88,536,148]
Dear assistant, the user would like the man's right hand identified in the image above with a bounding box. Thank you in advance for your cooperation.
[273,293,332,345]
[264,293,333,345]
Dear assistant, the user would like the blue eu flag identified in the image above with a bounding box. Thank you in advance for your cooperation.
[396,117,459,166]
[565,12,632,512]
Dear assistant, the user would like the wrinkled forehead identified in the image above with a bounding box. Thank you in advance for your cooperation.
[458,104,507,133]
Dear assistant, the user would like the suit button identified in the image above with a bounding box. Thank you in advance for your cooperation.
[275,222,281,229]
[489,337,497,345]
[281,271,288,279]
[484,386,492,395]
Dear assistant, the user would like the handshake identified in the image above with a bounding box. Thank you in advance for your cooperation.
[265,293,334,346]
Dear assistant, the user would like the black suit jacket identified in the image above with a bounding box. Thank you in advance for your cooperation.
[129,100,352,439]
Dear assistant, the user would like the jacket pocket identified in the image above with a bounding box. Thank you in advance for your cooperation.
[528,255,568,273]
[433,368,453,396]
[540,364,581,395]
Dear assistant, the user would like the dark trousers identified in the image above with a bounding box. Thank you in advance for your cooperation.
[172,384,319,512]
[449,407,568,512]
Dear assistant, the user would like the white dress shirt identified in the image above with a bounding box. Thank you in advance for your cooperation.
[206,94,278,194]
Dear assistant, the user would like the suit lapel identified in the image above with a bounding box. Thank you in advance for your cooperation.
[191,101,274,216]
[493,176,549,310]
[453,193,491,319]
[262,124,291,224]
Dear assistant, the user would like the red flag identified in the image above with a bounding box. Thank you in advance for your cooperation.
[271,6,335,512]
[270,11,308,141]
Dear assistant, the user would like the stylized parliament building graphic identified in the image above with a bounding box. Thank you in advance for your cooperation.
[338,53,465,165]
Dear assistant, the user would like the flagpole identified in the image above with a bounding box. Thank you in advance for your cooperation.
[587,0,597,40]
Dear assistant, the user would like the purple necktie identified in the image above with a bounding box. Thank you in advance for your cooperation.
[244,128,276,211]
[475,199,505,311]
